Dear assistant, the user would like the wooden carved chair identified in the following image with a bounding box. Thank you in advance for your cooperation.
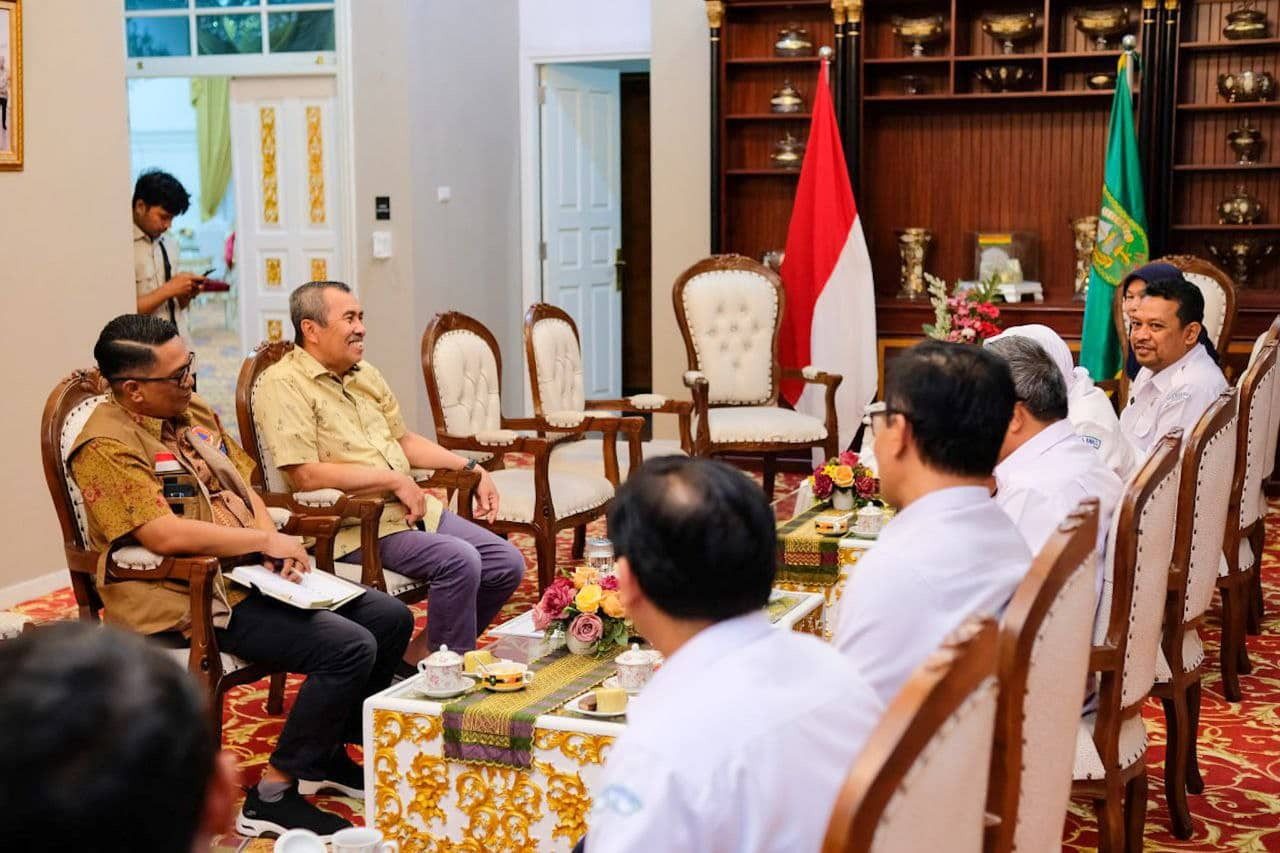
[523,302,690,485]
[1245,314,1280,632]
[673,255,842,499]
[422,311,637,591]
[1073,430,1182,853]
[987,501,1100,853]
[1218,340,1278,699]
[822,615,1000,853]
[1151,388,1237,839]
[40,369,341,746]
[235,340,479,609]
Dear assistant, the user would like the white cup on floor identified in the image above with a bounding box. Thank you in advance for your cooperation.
[333,826,399,853]
[273,829,327,853]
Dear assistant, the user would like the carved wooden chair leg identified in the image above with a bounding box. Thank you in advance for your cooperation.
[1186,680,1205,794]
[266,672,287,715]
[572,525,587,560]
[1124,771,1149,852]
[1160,686,1194,839]
[535,530,557,594]
[1093,782,1126,853]
[761,453,777,501]
[1220,583,1245,702]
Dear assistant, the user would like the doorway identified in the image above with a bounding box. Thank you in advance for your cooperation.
[536,60,652,410]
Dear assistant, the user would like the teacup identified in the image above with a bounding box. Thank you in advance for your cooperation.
[273,829,327,853]
[479,661,534,691]
[333,827,399,853]
[615,643,657,692]
[418,644,464,692]
[854,505,885,537]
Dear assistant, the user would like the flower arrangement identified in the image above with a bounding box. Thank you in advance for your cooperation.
[922,273,1003,344]
[532,566,630,655]
[809,450,881,511]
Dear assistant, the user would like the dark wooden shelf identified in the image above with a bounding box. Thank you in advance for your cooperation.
[726,56,826,66]
[725,113,813,120]
[724,0,830,7]
[1174,163,1280,172]
[1181,38,1280,51]
[865,89,1118,103]
[1048,50,1123,60]
[1177,101,1280,112]
[1170,224,1280,231]
[725,168,802,176]
[955,54,1045,63]
[863,56,952,65]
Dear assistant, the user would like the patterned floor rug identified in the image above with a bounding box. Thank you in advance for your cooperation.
[13,479,1280,851]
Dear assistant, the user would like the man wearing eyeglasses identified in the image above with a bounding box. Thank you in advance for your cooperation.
[66,314,413,840]
[834,341,1032,706]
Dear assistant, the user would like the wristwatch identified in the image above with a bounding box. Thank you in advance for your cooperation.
[463,458,478,472]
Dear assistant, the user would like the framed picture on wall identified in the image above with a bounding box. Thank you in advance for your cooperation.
[0,0,21,171]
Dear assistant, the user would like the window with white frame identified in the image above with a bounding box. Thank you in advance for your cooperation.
[124,0,336,59]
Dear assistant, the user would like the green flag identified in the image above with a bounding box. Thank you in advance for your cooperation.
[1080,51,1149,381]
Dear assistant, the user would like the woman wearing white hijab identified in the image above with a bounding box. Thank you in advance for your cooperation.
[985,324,1132,477]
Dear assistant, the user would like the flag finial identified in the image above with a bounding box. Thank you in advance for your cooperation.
[819,45,834,61]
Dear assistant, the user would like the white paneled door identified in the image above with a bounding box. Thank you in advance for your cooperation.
[230,76,343,350]
[540,64,623,399]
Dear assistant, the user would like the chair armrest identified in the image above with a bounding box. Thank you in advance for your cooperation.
[1089,643,1120,672]
[782,366,844,389]
[440,430,552,458]
[681,372,712,456]
[585,397,694,415]
[415,467,480,521]
[108,550,220,584]
[266,506,293,529]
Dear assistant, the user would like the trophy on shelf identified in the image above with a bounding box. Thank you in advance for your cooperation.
[1228,123,1264,164]
[770,132,805,169]
[1218,70,1276,102]
[1207,235,1276,286]
[775,24,815,57]
[891,14,946,57]
[895,228,934,300]
[1073,7,1132,50]
[981,11,1041,55]
[975,64,1038,92]
[1225,1,1270,40]
[901,75,927,95]
[1070,216,1100,301]
[1218,184,1265,224]
[770,80,805,114]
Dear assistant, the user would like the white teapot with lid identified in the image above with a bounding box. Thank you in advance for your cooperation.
[615,643,657,693]
[418,644,464,691]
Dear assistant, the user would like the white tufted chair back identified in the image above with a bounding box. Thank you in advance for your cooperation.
[431,328,504,438]
[249,372,290,494]
[1239,344,1278,531]
[1185,400,1237,622]
[679,266,780,405]
[1004,525,1098,853]
[1120,445,1180,708]
[59,394,110,548]
[869,677,998,853]
[1248,322,1280,481]
[530,316,586,414]
[1183,270,1229,350]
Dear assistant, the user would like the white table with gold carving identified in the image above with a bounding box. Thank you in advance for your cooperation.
[362,590,823,852]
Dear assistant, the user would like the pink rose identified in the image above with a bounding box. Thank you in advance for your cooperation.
[540,579,576,616]
[569,612,604,644]
[812,471,834,500]
[599,574,619,591]
[838,450,860,468]
[532,604,555,631]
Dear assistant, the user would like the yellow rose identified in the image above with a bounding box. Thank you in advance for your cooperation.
[575,584,602,613]
[573,566,599,590]
[601,592,625,619]
[832,465,855,488]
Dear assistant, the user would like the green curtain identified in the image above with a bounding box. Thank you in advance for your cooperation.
[190,77,232,222]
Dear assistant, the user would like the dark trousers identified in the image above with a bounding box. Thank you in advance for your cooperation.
[340,511,525,653]
[216,587,413,780]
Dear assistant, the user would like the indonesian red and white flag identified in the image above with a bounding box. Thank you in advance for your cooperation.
[778,58,878,454]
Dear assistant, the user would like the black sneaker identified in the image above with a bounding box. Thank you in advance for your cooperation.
[235,783,351,839]
[297,750,364,798]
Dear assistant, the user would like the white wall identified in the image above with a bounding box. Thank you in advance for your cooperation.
[518,0,650,58]
[0,1,133,601]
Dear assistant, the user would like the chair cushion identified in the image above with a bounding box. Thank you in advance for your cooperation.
[487,468,612,523]
[161,647,251,675]
[333,564,428,599]
[431,329,503,437]
[0,612,33,640]
[550,438,686,480]
[1073,712,1148,780]
[112,546,164,570]
[705,406,827,444]
[531,317,586,414]
[60,394,110,546]
[294,488,346,508]
[545,410,587,429]
[1154,629,1206,683]
[267,506,292,529]
[681,269,778,405]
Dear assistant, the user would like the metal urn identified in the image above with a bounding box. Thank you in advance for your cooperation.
[1070,216,1100,300]
[1074,7,1132,50]
[775,25,815,57]
[1218,184,1265,225]
[1225,2,1270,40]
[1207,234,1276,286]
[770,80,805,114]
[892,14,946,57]
[1218,70,1277,102]
[770,132,805,169]
[1228,124,1265,163]
[981,11,1041,54]
[895,228,934,300]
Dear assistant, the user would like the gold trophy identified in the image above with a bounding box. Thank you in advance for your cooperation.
[892,14,946,57]
[1228,123,1264,164]
[896,228,934,300]
[981,11,1040,54]
[1070,216,1100,300]
[1074,7,1132,50]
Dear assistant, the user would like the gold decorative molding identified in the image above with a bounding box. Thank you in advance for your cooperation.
[305,105,326,225]
[705,0,724,29]
[532,730,615,767]
[845,0,863,25]
[265,257,282,289]
[310,257,328,282]
[259,106,279,224]
[832,0,846,27]
[266,319,283,342]
[1163,0,1179,9]
[0,0,24,171]
[534,759,592,844]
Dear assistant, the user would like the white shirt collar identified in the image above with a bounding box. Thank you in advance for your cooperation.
[994,419,1076,482]
[1141,343,1207,395]
[890,485,992,531]
[640,612,773,697]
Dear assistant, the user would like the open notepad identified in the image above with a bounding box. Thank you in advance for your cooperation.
[227,565,365,611]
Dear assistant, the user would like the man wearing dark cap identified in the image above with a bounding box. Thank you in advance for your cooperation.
[1119,263,1227,474]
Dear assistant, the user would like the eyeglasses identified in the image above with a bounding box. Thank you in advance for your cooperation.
[112,353,197,386]
[862,401,910,438]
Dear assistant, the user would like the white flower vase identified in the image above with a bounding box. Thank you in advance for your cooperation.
[832,488,855,511]
[566,635,599,656]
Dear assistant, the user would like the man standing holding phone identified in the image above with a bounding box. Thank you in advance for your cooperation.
[133,169,205,340]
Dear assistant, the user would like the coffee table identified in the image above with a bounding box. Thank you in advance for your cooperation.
[362,589,823,850]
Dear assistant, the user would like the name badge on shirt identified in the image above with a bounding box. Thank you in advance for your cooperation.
[189,425,229,455]
[1081,435,1102,450]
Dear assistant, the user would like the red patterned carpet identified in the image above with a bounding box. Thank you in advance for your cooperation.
[12,482,1280,851]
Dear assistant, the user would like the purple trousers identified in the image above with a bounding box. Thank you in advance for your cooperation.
[340,511,525,653]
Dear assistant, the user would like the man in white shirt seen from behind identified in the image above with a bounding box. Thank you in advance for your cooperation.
[986,324,1132,477]
[985,334,1122,593]
[586,456,883,853]
[834,341,1032,706]
[1119,269,1227,475]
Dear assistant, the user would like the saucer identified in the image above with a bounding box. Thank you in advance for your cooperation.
[849,530,881,540]
[569,692,627,718]
[413,674,476,699]
[603,675,643,696]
